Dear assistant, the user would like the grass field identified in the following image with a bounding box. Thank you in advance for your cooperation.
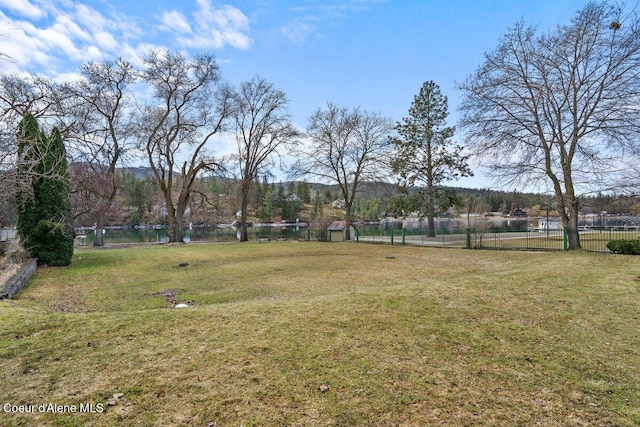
[1,242,639,426]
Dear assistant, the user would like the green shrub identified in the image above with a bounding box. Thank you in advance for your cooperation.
[606,239,640,255]
[15,114,73,266]
[31,220,74,266]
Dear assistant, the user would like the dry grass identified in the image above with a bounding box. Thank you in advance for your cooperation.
[1,241,32,290]
[0,260,19,288]
[1,242,639,426]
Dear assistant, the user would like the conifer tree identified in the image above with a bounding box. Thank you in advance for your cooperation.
[16,113,73,265]
[15,113,41,242]
[392,81,472,237]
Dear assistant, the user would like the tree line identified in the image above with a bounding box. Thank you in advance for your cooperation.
[73,169,640,228]
[1,1,639,253]
[0,49,465,246]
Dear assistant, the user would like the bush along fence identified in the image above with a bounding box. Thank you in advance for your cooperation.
[606,239,640,255]
[354,227,640,253]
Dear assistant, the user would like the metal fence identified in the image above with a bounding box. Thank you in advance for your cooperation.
[355,227,640,253]
[355,228,468,248]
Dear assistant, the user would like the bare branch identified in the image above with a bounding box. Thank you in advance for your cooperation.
[229,76,302,241]
[137,50,231,242]
[290,103,393,239]
[458,1,640,249]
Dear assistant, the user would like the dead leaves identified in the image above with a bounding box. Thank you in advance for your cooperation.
[106,392,124,406]
[104,392,132,414]
[103,388,164,414]
[148,288,196,308]
[149,289,181,307]
[48,294,93,313]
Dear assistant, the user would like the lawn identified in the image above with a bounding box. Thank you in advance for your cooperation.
[1,242,639,426]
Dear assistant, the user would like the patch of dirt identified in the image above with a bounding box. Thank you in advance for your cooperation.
[48,295,93,313]
[147,289,198,308]
[148,289,180,307]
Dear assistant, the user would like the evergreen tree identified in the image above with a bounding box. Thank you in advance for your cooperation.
[16,113,73,265]
[312,192,325,219]
[392,81,472,237]
[286,181,295,197]
[296,181,311,203]
[258,187,275,222]
[15,113,41,242]
[275,184,285,208]
[280,199,300,222]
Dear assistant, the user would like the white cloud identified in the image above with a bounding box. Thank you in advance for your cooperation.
[0,0,46,20]
[94,30,118,51]
[52,13,91,44]
[161,1,252,50]
[74,3,108,30]
[0,1,144,76]
[280,17,316,45]
[0,0,252,81]
[50,70,82,83]
[39,26,79,55]
[280,0,385,45]
[0,17,50,69]
[160,10,192,34]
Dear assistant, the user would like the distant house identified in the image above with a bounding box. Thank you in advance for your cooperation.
[327,221,356,242]
[331,200,346,209]
[539,219,562,230]
[509,208,528,217]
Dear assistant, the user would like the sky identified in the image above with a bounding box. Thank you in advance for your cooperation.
[0,0,596,189]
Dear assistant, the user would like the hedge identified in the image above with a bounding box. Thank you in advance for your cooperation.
[606,239,640,255]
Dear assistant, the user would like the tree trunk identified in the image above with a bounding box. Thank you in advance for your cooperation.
[239,180,251,242]
[240,201,249,242]
[426,178,436,238]
[566,199,581,250]
[169,217,184,243]
[344,203,352,241]
[93,215,104,247]
[560,163,581,250]
[555,188,581,250]
[166,205,184,243]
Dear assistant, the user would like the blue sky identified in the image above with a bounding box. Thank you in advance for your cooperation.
[0,0,593,188]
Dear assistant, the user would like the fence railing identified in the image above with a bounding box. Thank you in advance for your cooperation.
[355,228,468,248]
[574,229,640,252]
[355,227,640,253]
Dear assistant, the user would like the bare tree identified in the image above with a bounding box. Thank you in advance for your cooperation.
[63,59,136,246]
[458,1,640,250]
[459,195,490,248]
[290,104,394,240]
[230,76,301,241]
[138,50,232,243]
[0,73,66,223]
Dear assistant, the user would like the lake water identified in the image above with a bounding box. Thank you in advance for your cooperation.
[76,217,539,245]
[76,224,314,245]
[72,214,640,246]
[369,217,534,235]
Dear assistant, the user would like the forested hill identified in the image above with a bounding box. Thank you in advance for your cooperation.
[117,166,639,216]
